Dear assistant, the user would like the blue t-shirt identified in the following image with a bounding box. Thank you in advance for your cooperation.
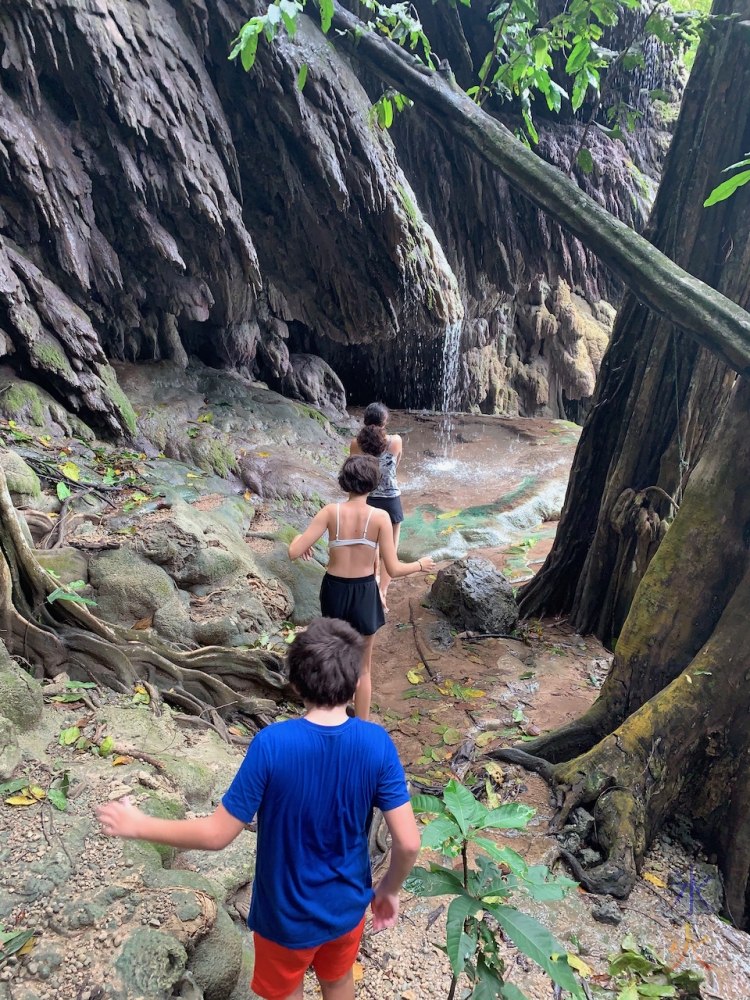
[222,717,409,949]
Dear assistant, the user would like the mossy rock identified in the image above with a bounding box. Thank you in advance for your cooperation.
[160,756,216,806]
[139,791,187,866]
[187,905,243,1000]
[0,650,43,730]
[115,928,187,1000]
[257,541,323,625]
[0,715,19,781]
[0,449,40,501]
[89,547,193,642]
[227,946,256,1000]
[34,547,89,585]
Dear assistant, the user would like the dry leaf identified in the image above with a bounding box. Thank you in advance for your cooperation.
[642,871,667,889]
[442,728,462,746]
[484,762,505,783]
[466,654,483,664]
[244,491,253,501]
[132,615,153,630]
[436,509,462,519]
[228,727,244,737]
[134,684,148,695]
[475,731,499,749]
[28,785,46,800]
[406,670,424,685]
[113,755,134,766]
[353,962,364,983]
[17,936,36,956]
[5,794,37,806]
[566,953,593,977]
[256,452,271,457]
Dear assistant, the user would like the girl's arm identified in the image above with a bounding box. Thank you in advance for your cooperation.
[377,514,435,577]
[392,434,403,467]
[288,507,330,562]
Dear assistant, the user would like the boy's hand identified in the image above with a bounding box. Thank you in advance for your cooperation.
[371,884,400,931]
[96,797,144,839]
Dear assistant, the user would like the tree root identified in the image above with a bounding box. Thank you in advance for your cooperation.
[0,466,294,730]
[487,747,558,785]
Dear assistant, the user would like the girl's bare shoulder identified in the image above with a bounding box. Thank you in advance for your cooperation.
[349,438,362,454]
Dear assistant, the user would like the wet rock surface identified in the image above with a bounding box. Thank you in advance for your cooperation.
[430,557,519,634]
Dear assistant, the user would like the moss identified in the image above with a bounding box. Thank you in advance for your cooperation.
[396,182,420,226]
[294,402,330,429]
[30,341,73,376]
[2,383,45,426]
[139,791,186,865]
[208,439,237,479]
[100,365,138,436]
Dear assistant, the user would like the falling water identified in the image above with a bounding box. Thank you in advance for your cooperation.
[438,320,463,455]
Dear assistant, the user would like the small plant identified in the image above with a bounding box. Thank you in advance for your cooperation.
[606,933,703,998]
[407,779,581,999]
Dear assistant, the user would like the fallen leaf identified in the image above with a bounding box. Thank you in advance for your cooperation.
[566,953,592,977]
[244,491,253,501]
[353,963,364,983]
[466,654,483,664]
[59,461,80,482]
[642,871,667,889]
[112,755,134,766]
[99,736,115,757]
[436,509,462,519]
[17,936,36,956]
[28,785,46,801]
[256,452,271,457]
[132,615,153,630]
[5,793,37,806]
[442,728,462,746]
[519,670,535,680]
[406,670,424,685]
[476,731,499,748]
[484,761,505,783]
[59,726,81,746]
[134,684,148,695]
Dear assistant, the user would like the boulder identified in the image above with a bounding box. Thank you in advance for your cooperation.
[187,906,243,1000]
[0,644,43,730]
[279,354,347,420]
[0,448,40,504]
[0,715,19,781]
[430,558,519,634]
[35,547,89,585]
[115,928,188,1000]
[89,547,193,643]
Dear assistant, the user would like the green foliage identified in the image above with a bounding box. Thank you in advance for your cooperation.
[704,153,750,207]
[408,779,580,998]
[607,933,703,998]
[47,579,97,608]
[56,481,71,501]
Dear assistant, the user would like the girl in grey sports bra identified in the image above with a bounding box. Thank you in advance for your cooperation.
[329,504,378,553]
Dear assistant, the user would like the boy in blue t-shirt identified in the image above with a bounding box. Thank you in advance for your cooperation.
[96,617,420,1000]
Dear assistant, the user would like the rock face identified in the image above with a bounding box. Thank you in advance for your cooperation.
[277,354,348,421]
[430,558,519,635]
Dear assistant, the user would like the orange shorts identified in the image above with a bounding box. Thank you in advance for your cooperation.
[251,916,365,1000]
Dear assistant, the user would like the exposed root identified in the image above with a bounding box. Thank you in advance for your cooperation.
[0,466,293,728]
[487,747,558,785]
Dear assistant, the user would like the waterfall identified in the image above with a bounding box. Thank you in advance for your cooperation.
[438,320,463,453]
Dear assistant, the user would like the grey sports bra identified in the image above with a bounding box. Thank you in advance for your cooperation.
[328,503,378,549]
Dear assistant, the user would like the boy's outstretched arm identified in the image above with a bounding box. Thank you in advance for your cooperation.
[371,802,421,931]
[96,798,246,851]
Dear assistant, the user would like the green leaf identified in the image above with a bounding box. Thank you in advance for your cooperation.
[57,481,71,501]
[704,169,750,207]
[59,726,80,746]
[59,461,80,482]
[411,793,447,815]
[443,727,463,745]
[319,0,334,33]
[480,802,536,830]
[488,905,582,997]
[0,778,30,797]
[0,928,35,961]
[472,838,528,875]
[636,986,676,998]
[512,708,524,723]
[609,953,657,977]
[47,788,67,811]
[444,779,485,835]
[297,63,308,91]
[617,987,639,1000]
[446,894,482,976]
[99,736,115,757]
[578,148,594,174]
[65,681,97,689]
[500,983,530,1000]
[421,814,463,849]
[404,864,465,897]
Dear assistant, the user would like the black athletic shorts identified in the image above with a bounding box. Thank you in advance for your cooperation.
[367,494,404,524]
[320,573,386,636]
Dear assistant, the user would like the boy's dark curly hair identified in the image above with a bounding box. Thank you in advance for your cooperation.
[287,617,363,707]
[338,455,380,496]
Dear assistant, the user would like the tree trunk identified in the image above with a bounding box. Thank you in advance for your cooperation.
[330,0,750,376]
[520,0,750,639]
[495,376,750,925]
